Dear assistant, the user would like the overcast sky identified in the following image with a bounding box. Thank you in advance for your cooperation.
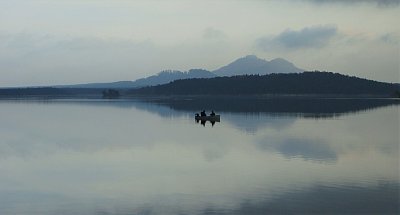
[0,0,399,87]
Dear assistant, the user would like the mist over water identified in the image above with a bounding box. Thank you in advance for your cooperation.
[0,98,398,214]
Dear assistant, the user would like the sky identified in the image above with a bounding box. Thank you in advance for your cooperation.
[0,0,399,87]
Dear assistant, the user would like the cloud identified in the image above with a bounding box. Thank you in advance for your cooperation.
[304,0,400,7]
[0,32,236,87]
[0,32,159,86]
[256,25,338,51]
[203,27,227,40]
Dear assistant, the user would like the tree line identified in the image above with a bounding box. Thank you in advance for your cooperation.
[129,71,400,97]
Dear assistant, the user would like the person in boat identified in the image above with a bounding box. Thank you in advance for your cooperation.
[200,110,206,117]
[195,113,199,117]
[210,110,215,116]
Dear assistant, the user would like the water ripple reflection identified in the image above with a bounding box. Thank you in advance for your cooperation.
[0,98,398,214]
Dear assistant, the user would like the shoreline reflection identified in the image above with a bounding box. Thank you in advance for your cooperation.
[0,98,398,214]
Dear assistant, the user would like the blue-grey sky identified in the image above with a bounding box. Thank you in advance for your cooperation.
[0,0,399,87]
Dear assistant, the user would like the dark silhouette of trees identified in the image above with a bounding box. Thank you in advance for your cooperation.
[1,72,398,98]
[102,89,120,99]
[0,87,106,98]
[129,71,399,97]
[0,87,65,97]
[394,90,400,98]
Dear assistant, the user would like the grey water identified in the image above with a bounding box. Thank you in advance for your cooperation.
[0,98,399,215]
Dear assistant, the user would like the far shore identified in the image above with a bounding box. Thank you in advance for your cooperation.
[1,94,399,100]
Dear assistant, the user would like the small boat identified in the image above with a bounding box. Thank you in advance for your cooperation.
[195,115,220,122]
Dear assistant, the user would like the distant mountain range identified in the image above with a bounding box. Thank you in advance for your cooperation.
[2,55,399,98]
[214,55,302,76]
[1,72,399,98]
[132,69,217,87]
[58,69,216,89]
[56,55,302,88]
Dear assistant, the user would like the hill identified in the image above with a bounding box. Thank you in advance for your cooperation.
[129,71,399,97]
[0,87,103,98]
[213,55,303,76]
[56,81,137,89]
[131,69,216,87]
[55,69,216,89]
[54,55,301,89]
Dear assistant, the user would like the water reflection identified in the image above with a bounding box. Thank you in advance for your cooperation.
[138,96,399,117]
[230,181,399,215]
[0,98,398,214]
[195,119,218,127]
[13,96,397,133]
[257,137,337,162]
[196,119,209,127]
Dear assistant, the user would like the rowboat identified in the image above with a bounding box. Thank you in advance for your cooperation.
[195,115,220,122]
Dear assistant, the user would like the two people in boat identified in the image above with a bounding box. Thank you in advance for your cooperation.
[195,110,217,127]
[196,110,216,117]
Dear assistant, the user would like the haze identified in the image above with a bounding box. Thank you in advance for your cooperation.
[0,0,399,87]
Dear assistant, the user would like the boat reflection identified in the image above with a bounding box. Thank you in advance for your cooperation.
[195,118,218,127]
[195,112,221,127]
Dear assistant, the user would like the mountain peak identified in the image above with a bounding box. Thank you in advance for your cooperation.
[237,55,265,63]
[270,58,296,66]
[270,57,288,63]
[213,55,302,76]
[243,54,258,59]
[157,70,181,75]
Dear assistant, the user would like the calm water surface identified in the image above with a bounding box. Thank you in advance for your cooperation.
[0,98,398,214]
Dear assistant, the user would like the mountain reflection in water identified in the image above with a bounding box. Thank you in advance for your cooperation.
[0,97,398,215]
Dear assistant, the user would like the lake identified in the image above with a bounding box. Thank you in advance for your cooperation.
[0,97,399,214]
